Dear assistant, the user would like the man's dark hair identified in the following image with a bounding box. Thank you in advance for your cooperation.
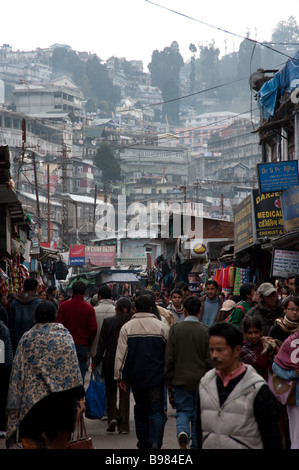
[135,295,153,313]
[98,284,112,299]
[239,282,256,301]
[175,281,186,289]
[170,288,183,297]
[182,284,190,293]
[209,322,243,350]
[24,277,38,292]
[286,274,296,282]
[144,289,155,299]
[116,296,131,313]
[205,279,218,289]
[183,295,201,316]
[284,295,299,309]
[47,285,57,296]
[35,300,57,323]
[72,281,87,296]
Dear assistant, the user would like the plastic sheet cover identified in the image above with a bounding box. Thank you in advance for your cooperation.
[257,49,299,119]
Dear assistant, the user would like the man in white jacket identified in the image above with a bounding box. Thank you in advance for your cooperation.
[196,322,283,449]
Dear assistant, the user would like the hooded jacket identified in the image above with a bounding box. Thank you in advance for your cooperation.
[9,292,42,352]
[241,300,284,335]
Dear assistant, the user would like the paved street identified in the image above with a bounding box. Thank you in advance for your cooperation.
[83,393,178,450]
[0,370,179,450]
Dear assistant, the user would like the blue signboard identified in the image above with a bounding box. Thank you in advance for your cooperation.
[281,185,299,231]
[257,161,299,193]
[70,257,85,266]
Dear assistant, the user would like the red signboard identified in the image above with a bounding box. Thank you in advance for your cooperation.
[85,246,115,267]
[69,245,85,266]
[70,245,85,257]
[41,241,57,249]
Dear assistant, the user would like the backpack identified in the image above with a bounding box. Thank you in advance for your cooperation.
[227,302,246,323]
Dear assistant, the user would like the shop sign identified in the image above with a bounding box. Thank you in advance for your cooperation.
[85,245,115,267]
[281,185,299,231]
[69,245,85,266]
[41,242,57,250]
[257,161,299,193]
[271,248,299,278]
[234,194,255,254]
[252,189,284,238]
[193,243,206,255]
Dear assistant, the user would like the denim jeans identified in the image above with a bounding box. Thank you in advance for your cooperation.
[132,385,167,449]
[174,386,198,449]
[75,344,88,384]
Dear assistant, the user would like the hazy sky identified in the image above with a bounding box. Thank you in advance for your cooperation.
[3,0,299,71]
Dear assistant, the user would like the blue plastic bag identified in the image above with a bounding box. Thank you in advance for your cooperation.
[85,369,106,419]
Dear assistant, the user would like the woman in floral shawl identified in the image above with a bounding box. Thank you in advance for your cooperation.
[6,301,85,449]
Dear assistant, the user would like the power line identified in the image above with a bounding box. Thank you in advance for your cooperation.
[144,0,298,61]
[120,76,248,113]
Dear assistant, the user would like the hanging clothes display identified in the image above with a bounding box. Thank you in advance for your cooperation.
[233,268,251,296]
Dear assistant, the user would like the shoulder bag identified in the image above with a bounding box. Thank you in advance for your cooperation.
[268,373,297,406]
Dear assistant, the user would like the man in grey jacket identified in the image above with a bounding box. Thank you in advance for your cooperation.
[196,322,283,449]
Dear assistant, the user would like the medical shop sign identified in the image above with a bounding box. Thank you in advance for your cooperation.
[69,245,85,266]
[252,189,284,238]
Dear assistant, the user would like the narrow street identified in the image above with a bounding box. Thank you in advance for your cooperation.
[0,369,179,451]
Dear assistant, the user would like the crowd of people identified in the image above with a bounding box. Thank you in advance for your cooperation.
[1,271,299,449]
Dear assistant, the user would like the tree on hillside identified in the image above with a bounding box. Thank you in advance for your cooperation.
[51,48,121,114]
[261,16,299,69]
[94,142,121,183]
[51,47,85,83]
[85,56,121,113]
[189,43,197,95]
[148,41,184,125]
[272,16,299,49]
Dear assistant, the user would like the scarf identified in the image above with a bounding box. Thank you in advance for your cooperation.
[274,315,299,334]
[274,330,299,370]
[240,340,263,366]
[6,322,83,440]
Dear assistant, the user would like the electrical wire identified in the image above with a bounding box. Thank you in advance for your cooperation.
[144,0,299,61]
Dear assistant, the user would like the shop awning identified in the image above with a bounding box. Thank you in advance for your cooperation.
[98,272,140,284]
[67,269,140,288]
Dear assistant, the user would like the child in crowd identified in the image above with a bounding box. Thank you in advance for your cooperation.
[240,316,277,381]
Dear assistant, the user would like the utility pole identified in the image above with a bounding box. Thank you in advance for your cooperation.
[194,179,201,216]
[93,184,97,227]
[61,142,69,249]
[47,163,50,243]
[32,152,42,242]
[16,118,26,190]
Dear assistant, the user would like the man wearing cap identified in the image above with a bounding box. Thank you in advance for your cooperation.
[216,300,237,322]
[241,282,284,335]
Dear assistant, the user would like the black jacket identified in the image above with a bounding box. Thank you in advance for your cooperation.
[93,311,132,381]
[241,300,284,335]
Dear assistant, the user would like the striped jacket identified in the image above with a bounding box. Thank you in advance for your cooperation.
[114,312,169,388]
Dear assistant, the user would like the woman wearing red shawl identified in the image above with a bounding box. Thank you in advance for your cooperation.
[272,330,299,449]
